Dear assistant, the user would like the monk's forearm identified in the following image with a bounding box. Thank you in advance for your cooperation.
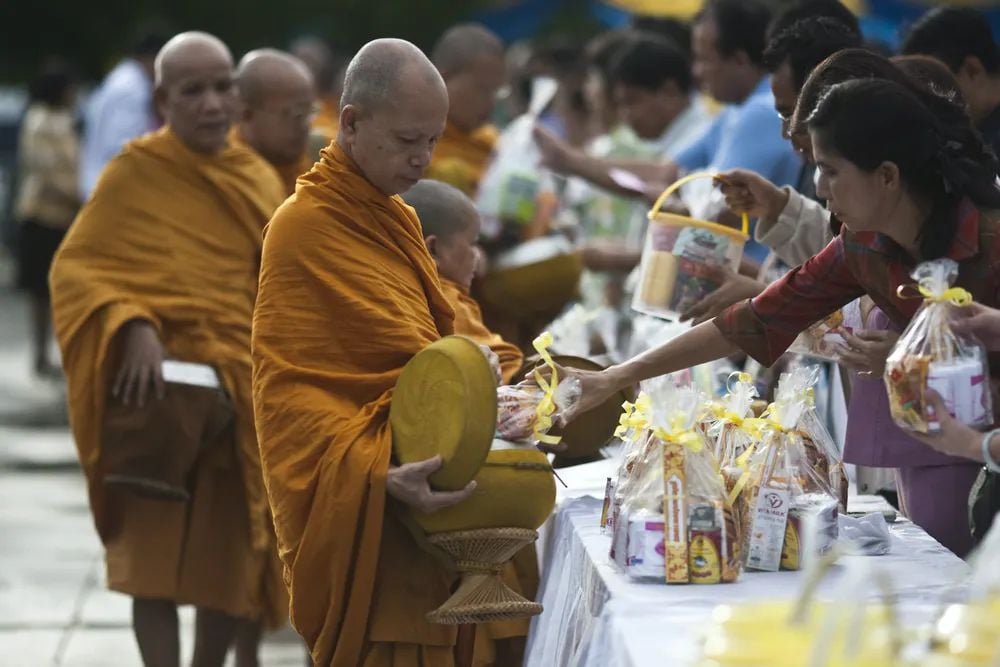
[606,321,738,390]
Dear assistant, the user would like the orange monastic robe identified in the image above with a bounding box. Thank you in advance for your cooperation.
[231,126,314,197]
[252,142,462,666]
[439,277,522,384]
[425,121,498,197]
[50,127,288,625]
[312,96,340,143]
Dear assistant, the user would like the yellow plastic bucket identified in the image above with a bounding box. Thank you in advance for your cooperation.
[632,172,749,321]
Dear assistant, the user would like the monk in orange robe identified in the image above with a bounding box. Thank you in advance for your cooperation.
[233,49,316,195]
[426,24,506,197]
[290,36,345,147]
[50,32,287,667]
[403,179,538,667]
[252,40,492,667]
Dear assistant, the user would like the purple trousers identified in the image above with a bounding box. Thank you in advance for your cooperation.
[895,463,982,558]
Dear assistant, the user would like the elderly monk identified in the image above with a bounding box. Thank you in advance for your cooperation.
[426,24,506,197]
[403,179,533,667]
[50,32,287,667]
[252,39,495,667]
[290,36,345,145]
[234,48,317,195]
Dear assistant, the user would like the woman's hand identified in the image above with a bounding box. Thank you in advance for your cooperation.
[679,266,766,325]
[533,363,626,426]
[905,391,981,461]
[835,329,899,377]
[952,302,1000,351]
[716,169,789,221]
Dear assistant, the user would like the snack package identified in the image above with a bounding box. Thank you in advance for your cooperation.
[496,332,581,443]
[612,379,741,583]
[885,258,992,433]
[708,373,763,537]
[789,366,850,511]
[743,371,839,572]
[787,310,853,361]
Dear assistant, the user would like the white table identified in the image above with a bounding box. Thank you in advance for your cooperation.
[526,458,971,667]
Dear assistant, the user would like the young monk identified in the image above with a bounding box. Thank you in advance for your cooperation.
[426,24,506,197]
[252,39,490,667]
[404,179,523,383]
[234,49,316,195]
[49,32,287,667]
[404,179,529,667]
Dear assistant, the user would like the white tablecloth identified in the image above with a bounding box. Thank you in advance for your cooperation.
[526,458,972,667]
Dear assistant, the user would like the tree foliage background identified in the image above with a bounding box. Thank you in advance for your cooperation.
[0,0,496,82]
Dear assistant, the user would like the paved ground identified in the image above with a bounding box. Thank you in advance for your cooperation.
[0,287,306,666]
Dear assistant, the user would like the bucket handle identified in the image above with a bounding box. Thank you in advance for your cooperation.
[646,171,749,237]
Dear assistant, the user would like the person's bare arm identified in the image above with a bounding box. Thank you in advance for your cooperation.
[580,239,643,272]
[533,125,677,199]
[560,322,739,419]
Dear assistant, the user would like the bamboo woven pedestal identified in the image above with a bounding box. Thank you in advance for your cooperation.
[426,528,543,625]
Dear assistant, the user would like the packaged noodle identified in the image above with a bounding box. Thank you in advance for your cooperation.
[496,332,581,443]
[743,371,839,572]
[885,258,992,433]
[613,379,741,584]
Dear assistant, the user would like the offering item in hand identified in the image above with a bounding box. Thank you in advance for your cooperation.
[884,258,992,433]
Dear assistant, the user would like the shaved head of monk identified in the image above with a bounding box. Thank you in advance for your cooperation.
[154,31,237,154]
[404,179,482,289]
[431,23,506,132]
[236,49,316,166]
[339,38,448,196]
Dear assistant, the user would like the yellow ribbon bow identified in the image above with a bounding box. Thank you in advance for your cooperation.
[897,283,973,307]
[653,413,704,452]
[531,332,563,445]
[615,393,653,439]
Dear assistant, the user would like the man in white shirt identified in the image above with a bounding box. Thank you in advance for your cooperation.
[79,30,167,199]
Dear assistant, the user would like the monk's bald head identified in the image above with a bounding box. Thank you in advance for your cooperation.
[338,39,449,196]
[431,24,506,132]
[405,180,482,288]
[237,49,314,107]
[340,38,446,116]
[405,179,478,241]
[155,31,232,87]
[153,32,238,155]
[290,36,345,98]
[431,23,504,74]
[235,49,316,166]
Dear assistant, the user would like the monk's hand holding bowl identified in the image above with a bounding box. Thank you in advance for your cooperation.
[112,319,166,408]
[387,455,478,513]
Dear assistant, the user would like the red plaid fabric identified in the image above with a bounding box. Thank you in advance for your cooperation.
[715,199,1000,367]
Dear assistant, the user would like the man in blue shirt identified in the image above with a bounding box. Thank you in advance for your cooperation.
[534,0,801,265]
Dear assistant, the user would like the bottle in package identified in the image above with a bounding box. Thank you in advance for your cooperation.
[884,258,992,433]
[742,371,840,572]
[496,332,581,443]
[790,366,850,512]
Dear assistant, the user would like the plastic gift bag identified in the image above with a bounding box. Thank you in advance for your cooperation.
[885,258,992,433]
[496,332,581,443]
[787,310,853,361]
[708,373,764,536]
[838,513,891,556]
[788,366,850,512]
[612,379,742,584]
[742,371,840,572]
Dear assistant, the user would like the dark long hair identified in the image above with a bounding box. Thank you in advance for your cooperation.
[807,78,1000,259]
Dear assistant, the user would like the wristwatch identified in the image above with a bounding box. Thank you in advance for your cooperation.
[981,429,1000,473]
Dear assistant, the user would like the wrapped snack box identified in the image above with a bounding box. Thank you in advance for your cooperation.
[885,258,992,433]
[610,379,741,584]
[788,366,850,511]
[496,332,581,443]
[787,310,853,361]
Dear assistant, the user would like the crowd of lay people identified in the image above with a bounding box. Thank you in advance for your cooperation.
[13,0,1000,665]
